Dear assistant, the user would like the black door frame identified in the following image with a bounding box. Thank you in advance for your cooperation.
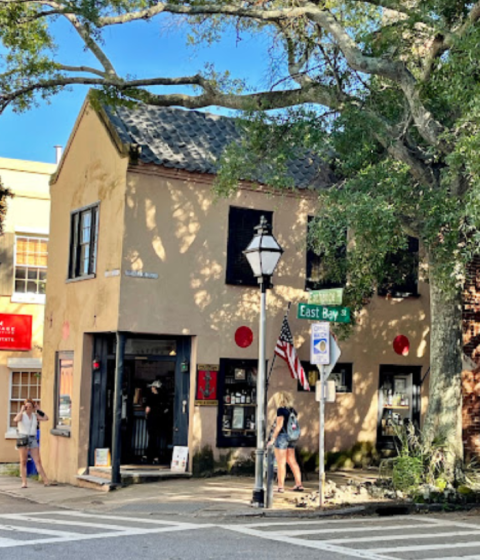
[88,333,191,467]
[377,364,422,450]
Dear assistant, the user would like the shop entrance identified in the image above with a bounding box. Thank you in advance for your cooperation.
[89,335,190,468]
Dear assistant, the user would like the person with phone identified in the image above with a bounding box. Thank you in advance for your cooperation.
[14,399,53,488]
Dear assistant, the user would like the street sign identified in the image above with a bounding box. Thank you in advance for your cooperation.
[308,288,343,306]
[315,379,336,403]
[324,335,342,378]
[310,322,330,365]
[298,303,350,323]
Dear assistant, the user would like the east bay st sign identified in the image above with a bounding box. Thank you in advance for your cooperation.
[297,303,350,323]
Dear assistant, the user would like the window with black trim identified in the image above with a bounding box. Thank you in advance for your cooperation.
[378,236,419,298]
[298,361,353,393]
[306,216,346,291]
[55,352,73,431]
[226,206,273,286]
[68,204,99,279]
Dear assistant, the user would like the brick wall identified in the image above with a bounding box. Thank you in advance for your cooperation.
[462,256,480,459]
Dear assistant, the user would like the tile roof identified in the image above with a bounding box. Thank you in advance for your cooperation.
[103,104,335,189]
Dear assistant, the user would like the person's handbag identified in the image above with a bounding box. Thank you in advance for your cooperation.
[16,434,29,447]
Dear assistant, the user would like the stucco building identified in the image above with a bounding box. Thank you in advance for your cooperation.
[0,157,54,462]
[40,99,430,485]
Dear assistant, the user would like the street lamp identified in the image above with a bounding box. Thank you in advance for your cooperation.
[244,215,283,507]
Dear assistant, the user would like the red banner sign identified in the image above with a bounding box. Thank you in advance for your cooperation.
[195,364,219,405]
[0,314,33,351]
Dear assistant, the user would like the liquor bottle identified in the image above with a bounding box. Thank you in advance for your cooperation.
[252,388,256,404]
[231,393,236,405]
[246,392,251,404]
[387,389,393,406]
[236,391,241,403]
[225,389,230,404]
[241,391,246,404]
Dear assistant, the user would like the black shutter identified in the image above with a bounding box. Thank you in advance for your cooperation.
[68,212,79,279]
[0,231,14,295]
[225,207,273,286]
[89,206,98,275]
[378,236,419,297]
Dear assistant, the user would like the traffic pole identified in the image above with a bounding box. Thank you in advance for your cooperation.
[319,364,326,507]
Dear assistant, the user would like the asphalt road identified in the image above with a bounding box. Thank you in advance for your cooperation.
[0,493,480,560]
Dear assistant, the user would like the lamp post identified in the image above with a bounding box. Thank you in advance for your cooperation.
[244,215,283,507]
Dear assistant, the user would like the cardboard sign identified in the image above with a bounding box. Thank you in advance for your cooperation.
[94,448,111,467]
[0,314,32,351]
[171,446,189,473]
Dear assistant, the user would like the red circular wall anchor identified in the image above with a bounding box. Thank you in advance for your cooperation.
[235,326,254,348]
[393,335,410,356]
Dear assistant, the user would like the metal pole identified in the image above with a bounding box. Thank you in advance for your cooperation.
[252,280,267,507]
[319,364,326,507]
[111,332,125,485]
[265,444,275,509]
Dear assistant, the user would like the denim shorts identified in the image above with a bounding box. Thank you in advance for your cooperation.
[274,433,294,450]
[26,436,38,449]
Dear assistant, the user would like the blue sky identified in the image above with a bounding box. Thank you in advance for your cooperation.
[0,16,273,164]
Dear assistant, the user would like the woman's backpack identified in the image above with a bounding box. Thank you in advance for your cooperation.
[286,409,301,442]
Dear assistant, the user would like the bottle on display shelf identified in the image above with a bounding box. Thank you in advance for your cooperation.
[231,393,236,405]
[252,388,256,404]
[241,391,246,404]
[225,389,231,404]
[246,392,251,404]
[236,391,241,403]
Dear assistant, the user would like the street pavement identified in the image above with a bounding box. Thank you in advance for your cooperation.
[0,490,479,560]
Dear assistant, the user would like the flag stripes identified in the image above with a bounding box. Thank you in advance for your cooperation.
[274,316,310,391]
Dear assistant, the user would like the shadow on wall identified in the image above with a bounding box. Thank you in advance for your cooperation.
[119,174,430,462]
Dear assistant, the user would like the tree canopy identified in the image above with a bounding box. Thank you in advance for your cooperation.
[3,0,480,464]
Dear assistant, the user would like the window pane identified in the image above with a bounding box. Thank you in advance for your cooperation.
[21,372,29,384]
[70,207,98,279]
[57,356,73,428]
[11,386,20,398]
[15,280,26,293]
[15,268,26,279]
[39,270,47,281]
[12,372,21,384]
[39,281,46,294]
[20,386,29,399]
[27,269,38,280]
[27,280,38,294]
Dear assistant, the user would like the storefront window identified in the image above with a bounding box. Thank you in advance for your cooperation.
[55,352,74,430]
[217,359,258,448]
[377,365,421,448]
[298,362,353,393]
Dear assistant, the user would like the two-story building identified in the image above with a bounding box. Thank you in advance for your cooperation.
[0,157,54,462]
[40,98,431,485]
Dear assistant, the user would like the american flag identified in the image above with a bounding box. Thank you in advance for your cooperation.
[274,316,310,391]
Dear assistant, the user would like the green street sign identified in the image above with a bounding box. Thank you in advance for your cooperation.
[297,303,351,323]
[308,288,344,306]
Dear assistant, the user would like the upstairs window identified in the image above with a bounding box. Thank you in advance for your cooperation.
[68,204,99,279]
[14,236,48,299]
[306,217,346,291]
[378,236,419,298]
[226,207,273,287]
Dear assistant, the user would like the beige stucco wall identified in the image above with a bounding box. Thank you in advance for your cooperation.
[40,100,431,483]
[41,104,128,482]
[119,169,430,463]
[0,157,54,463]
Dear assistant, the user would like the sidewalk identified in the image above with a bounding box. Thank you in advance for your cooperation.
[0,469,380,518]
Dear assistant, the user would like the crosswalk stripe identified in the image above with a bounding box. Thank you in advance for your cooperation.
[56,511,196,527]
[371,540,480,553]
[222,524,392,560]
[328,529,480,544]
[269,522,444,537]
[0,524,78,538]
[0,524,204,548]
[0,515,151,532]
[243,515,432,528]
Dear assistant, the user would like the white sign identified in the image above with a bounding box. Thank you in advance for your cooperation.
[125,270,159,279]
[171,446,189,473]
[324,335,342,378]
[310,322,330,365]
[315,380,336,403]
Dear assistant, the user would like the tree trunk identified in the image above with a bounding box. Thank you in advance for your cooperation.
[423,256,463,470]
